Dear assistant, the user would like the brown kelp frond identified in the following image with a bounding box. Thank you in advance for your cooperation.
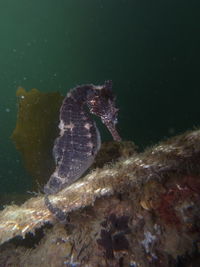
[11,87,63,189]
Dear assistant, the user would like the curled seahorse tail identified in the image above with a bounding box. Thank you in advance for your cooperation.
[44,195,68,224]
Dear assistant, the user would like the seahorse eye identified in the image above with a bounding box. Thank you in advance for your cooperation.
[88,99,95,106]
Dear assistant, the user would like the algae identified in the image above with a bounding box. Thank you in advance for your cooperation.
[11,87,63,190]
[1,130,200,266]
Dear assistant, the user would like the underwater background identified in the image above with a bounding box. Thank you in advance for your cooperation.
[0,0,200,199]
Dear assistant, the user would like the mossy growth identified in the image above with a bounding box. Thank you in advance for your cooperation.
[11,87,63,191]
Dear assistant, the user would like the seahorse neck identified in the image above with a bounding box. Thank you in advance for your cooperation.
[68,84,93,105]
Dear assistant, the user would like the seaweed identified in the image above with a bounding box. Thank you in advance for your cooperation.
[11,87,63,190]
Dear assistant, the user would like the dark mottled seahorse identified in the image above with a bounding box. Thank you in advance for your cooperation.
[44,80,121,222]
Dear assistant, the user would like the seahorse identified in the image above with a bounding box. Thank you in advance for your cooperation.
[44,80,121,222]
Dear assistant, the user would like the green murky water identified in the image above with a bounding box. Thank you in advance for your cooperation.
[0,0,200,198]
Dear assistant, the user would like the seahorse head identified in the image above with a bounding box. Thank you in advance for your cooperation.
[87,80,121,141]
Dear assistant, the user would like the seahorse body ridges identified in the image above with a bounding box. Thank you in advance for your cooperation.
[44,80,121,222]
